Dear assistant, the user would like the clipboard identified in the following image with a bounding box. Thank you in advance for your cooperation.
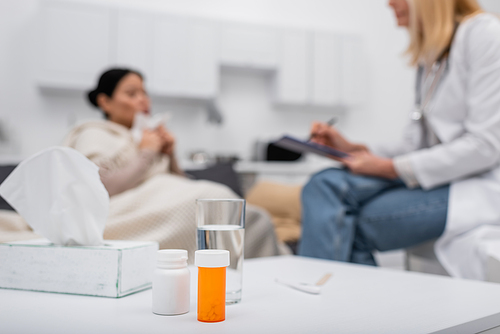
[273,135,349,159]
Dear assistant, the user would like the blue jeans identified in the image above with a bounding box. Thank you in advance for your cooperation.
[298,168,449,265]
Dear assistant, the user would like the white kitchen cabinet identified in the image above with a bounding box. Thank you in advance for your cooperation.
[38,0,112,89]
[36,1,365,107]
[310,33,365,107]
[274,30,310,105]
[275,32,346,107]
[115,9,154,81]
[311,32,341,106]
[339,35,365,106]
[152,16,218,98]
[219,23,279,70]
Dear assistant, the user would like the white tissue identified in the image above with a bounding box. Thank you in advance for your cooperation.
[131,112,171,143]
[0,147,109,246]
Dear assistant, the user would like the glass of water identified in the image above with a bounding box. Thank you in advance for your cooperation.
[196,199,245,305]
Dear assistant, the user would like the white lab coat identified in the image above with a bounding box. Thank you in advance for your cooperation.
[381,13,500,280]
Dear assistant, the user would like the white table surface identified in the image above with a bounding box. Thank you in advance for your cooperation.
[2,255,500,334]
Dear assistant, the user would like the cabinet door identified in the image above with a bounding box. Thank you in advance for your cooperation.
[311,33,341,106]
[115,9,154,81]
[274,30,310,105]
[219,24,279,70]
[152,16,218,98]
[38,1,111,89]
[339,36,365,106]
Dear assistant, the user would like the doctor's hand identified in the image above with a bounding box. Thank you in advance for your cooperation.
[310,121,368,154]
[157,125,176,156]
[340,151,398,180]
[139,129,163,153]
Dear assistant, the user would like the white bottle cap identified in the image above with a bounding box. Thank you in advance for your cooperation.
[195,250,230,268]
[157,249,188,267]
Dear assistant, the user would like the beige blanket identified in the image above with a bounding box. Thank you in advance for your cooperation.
[0,120,287,261]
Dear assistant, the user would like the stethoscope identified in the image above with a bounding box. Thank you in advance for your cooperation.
[412,23,457,123]
[412,60,448,122]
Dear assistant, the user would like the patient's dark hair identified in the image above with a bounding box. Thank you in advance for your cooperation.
[87,68,143,117]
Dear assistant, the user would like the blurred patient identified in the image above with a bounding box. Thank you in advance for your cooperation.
[63,68,285,260]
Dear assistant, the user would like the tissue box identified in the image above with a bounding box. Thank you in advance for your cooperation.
[0,239,159,298]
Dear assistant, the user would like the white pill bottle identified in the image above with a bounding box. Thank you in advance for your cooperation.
[152,249,190,315]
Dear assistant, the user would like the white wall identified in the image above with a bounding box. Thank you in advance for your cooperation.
[0,0,498,161]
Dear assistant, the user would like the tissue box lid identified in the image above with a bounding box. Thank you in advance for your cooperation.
[0,239,159,298]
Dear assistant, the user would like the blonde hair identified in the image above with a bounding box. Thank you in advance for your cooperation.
[406,0,482,66]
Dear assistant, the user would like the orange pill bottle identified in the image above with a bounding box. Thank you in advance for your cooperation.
[195,250,230,323]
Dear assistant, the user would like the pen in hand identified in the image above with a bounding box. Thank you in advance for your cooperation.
[308,117,338,141]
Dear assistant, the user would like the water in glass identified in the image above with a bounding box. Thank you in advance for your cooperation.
[197,224,244,304]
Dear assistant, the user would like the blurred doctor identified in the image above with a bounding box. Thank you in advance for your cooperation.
[299,0,500,280]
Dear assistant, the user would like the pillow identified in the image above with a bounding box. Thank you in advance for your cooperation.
[0,165,16,211]
[185,162,243,197]
[245,181,302,243]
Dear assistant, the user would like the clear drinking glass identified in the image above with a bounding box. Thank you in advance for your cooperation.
[196,199,245,305]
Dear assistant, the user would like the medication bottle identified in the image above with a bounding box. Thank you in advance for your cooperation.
[152,249,190,316]
[195,249,230,323]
